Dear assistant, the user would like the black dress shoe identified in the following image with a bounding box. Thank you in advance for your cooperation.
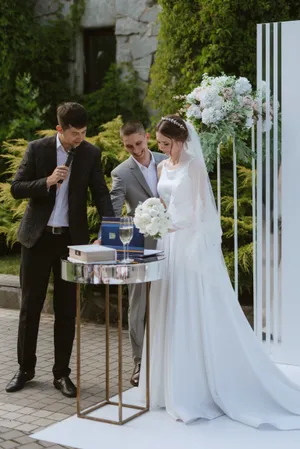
[130,362,141,387]
[53,376,77,398]
[6,369,35,393]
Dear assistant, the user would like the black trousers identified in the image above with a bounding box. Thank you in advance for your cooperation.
[18,230,76,379]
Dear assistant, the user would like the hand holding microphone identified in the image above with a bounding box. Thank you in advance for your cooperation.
[46,148,76,189]
[57,148,76,184]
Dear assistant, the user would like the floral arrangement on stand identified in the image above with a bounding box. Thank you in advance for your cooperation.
[181,74,273,171]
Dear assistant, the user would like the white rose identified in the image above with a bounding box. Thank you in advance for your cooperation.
[133,216,140,227]
[150,209,158,217]
[145,223,155,235]
[151,216,160,226]
[144,198,160,207]
[142,212,151,222]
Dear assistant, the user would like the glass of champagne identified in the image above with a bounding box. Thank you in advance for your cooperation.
[119,216,134,263]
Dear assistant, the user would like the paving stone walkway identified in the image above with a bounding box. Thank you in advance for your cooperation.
[0,309,132,449]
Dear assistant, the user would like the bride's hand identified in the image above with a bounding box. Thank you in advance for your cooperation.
[160,198,167,209]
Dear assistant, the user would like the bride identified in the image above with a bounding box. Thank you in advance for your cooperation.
[139,114,300,429]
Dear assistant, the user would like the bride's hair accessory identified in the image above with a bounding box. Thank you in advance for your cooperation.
[161,116,186,130]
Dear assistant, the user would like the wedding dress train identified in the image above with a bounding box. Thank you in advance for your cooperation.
[139,152,300,430]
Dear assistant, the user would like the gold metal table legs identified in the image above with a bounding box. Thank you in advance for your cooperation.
[75,282,150,425]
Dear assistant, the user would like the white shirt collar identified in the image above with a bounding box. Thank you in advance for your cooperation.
[132,150,155,170]
[56,134,67,153]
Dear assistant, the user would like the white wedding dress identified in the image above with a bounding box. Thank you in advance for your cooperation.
[139,124,300,430]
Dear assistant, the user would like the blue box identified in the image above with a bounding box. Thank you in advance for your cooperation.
[101,217,144,260]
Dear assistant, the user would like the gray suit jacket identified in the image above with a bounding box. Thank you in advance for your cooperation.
[105,151,166,248]
[110,151,166,217]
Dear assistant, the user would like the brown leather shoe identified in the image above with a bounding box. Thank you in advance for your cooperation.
[130,362,141,387]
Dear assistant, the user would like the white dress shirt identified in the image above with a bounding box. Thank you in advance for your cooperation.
[47,134,71,227]
[131,151,158,197]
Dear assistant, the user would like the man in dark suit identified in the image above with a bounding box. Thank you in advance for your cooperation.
[5,102,114,397]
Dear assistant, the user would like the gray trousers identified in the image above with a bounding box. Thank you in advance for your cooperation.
[128,282,146,364]
[128,236,156,363]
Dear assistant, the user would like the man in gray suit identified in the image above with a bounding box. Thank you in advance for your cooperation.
[101,121,166,386]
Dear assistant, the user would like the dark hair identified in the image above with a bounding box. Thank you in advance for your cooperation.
[120,121,145,137]
[156,114,188,142]
[57,102,88,130]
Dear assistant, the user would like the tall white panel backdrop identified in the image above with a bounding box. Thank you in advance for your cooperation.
[256,20,300,366]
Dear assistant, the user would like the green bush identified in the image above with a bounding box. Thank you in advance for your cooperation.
[7,74,49,142]
[148,0,300,115]
[0,0,84,130]
[219,164,254,303]
[82,65,149,136]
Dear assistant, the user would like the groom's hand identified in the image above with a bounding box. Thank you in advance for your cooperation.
[93,239,101,245]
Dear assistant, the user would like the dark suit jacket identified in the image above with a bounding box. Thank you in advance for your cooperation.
[11,135,114,248]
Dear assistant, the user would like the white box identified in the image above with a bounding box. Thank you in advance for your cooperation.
[68,245,116,264]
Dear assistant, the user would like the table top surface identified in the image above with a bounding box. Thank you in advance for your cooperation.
[61,257,165,285]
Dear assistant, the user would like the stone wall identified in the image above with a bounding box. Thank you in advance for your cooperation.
[115,0,160,84]
[35,0,160,93]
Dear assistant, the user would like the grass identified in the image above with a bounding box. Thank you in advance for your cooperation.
[0,254,20,275]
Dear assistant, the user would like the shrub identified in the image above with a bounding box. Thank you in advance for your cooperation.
[82,65,149,136]
[0,0,85,130]
[7,74,49,142]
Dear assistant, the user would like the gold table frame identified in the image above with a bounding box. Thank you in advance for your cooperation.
[61,258,164,425]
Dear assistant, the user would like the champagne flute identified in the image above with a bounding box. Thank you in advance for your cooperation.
[119,216,134,263]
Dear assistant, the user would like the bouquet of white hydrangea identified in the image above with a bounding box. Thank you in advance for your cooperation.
[134,198,170,239]
[181,74,275,171]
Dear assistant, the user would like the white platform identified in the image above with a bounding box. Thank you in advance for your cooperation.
[32,364,300,449]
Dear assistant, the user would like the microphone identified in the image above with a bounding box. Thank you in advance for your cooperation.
[57,147,76,184]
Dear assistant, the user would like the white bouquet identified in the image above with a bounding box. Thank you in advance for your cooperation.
[134,198,170,239]
[180,74,277,171]
[184,73,255,129]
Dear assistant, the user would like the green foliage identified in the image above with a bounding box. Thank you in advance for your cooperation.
[82,65,149,136]
[7,74,49,141]
[148,0,300,115]
[0,254,20,275]
[201,131,253,173]
[88,115,127,179]
[218,164,254,302]
[0,0,85,131]
[0,140,28,245]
